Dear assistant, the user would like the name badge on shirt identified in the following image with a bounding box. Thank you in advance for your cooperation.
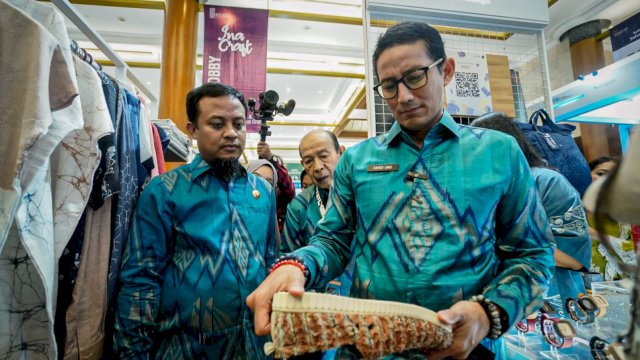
[367,164,399,172]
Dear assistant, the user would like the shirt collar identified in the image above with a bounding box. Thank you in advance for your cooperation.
[189,154,247,180]
[382,110,460,147]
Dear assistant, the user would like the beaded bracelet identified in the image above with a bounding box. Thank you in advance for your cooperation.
[470,295,505,340]
[269,254,310,285]
[270,260,305,274]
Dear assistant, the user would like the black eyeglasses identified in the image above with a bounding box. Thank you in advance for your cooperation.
[373,58,443,100]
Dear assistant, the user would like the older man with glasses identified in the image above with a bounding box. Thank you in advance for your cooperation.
[248,22,555,360]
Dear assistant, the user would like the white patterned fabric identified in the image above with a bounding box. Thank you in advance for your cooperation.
[0,2,79,359]
[51,57,113,260]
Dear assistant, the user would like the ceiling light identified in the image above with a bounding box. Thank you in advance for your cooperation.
[286,87,291,93]
[146,81,152,85]
[317,90,323,94]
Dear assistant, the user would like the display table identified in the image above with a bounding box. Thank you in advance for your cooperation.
[505,281,631,359]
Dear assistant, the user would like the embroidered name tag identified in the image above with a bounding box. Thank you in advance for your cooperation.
[367,164,399,172]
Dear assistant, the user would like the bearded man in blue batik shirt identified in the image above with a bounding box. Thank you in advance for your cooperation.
[115,83,277,359]
[248,22,555,360]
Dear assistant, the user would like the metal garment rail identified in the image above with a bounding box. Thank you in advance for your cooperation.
[50,0,158,104]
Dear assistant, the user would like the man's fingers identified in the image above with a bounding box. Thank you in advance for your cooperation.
[246,292,255,310]
[287,276,305,297]
[437,309,461,326]
[253,296,272,336]
[249,266,307,336]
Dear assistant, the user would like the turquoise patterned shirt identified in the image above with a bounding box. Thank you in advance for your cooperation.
[294,112,555,331]
[282,184,354,295]
[282,184,321,254]
[114,154,277,359]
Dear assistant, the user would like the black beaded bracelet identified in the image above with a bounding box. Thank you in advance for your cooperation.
[269,254,310,286]
[470,295,505,340]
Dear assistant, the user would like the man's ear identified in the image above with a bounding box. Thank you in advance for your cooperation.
[442,57,456,87]
[339,145,346,156]
[186,121,197,140]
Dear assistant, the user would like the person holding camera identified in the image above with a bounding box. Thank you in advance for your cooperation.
[114,83,276,359]
[257,140,296,232]
[247,22,554,359]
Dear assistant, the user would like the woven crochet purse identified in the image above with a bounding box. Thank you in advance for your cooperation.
[265,292,453,359]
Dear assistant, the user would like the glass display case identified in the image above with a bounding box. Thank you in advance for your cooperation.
[504,281,632,359]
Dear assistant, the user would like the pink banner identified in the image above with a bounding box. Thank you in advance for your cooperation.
[203,5,269,133]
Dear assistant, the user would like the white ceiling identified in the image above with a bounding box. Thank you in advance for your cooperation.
[545,0,640,47]
[61,0,639,162]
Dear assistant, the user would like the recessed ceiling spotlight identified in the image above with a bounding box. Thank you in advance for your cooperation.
[146,81,152,85]
[118,16,126,22]
[304,25,311,30]
[317,90,323,94]
[286,87,291,93]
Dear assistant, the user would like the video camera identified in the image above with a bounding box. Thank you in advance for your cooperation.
[248,90,296,142]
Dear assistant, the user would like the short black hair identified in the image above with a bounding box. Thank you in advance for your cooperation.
[298,130,340,156]
[588,156,618,170]
[186,82,247,124]
[471,112,547,169]
[300,169,308,180]
[372,22,446,78]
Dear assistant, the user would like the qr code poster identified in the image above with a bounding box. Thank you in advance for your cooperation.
[445,51,493,116]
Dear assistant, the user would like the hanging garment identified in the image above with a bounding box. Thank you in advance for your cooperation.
[0,2,79,359]
[107,89,141,301]
[51,56,114,259]
[62,198,114,360]
[88,72,121,210]
[53,58,114,360]
[137,98,155,176]
[151,122,166,176]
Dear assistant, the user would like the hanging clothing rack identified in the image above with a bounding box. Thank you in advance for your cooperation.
[51,0,157,104]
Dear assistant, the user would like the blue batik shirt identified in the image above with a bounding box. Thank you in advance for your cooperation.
[293,112,555,357]
[282,184,355,295]
[531,167,591,302]
[114,154,277,359]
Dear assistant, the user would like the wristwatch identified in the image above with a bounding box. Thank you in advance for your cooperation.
[515,311,539,333]
[515,318,538,333]
[577,295,600,321]
[565,297,595,324]
[540,314,576,349]
[590,336,610,360]
[590,337,626,360]
[579,293,609,318]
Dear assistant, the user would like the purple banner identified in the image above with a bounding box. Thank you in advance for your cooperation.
[203,5,269,132]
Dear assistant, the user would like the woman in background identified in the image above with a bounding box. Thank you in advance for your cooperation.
[300,169,313,190]
[247,159,278,189]
[587,156,636,281]
[472,113,591,302]
[589,156,618,181]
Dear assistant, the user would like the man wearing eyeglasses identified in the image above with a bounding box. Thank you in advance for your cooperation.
[248,22,554,360]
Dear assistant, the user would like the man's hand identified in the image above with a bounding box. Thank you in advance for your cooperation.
[426,301,491,360]
[257,141,273,160]
[246,265,306,336]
